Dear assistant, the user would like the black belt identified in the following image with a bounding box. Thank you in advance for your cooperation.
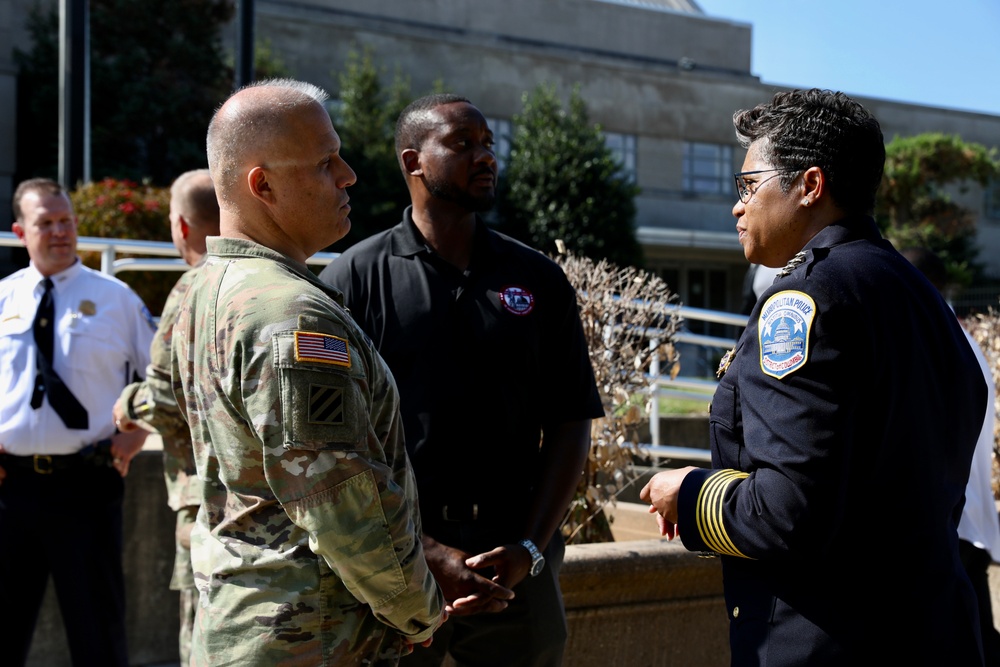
[0,440,113,475]
[431,501,513,523]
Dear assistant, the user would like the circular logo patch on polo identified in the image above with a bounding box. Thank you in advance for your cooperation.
[498,285,535,316]
[758,290,816,379]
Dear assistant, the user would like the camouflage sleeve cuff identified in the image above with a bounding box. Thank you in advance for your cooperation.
[119,382,143,421]
[371,546,443,642]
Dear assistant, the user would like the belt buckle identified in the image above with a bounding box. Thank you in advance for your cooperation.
[442,503,479,521]
[33,455,53,475]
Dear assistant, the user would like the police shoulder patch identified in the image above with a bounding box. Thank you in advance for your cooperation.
[758,290,816,379]
[294,331,351,367]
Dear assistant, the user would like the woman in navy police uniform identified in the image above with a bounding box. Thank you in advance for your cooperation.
[641,89,988,666]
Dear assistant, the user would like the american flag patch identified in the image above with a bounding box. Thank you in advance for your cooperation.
[294,331,351,367]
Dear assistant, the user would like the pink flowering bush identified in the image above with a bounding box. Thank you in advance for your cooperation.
[71,179,175,314]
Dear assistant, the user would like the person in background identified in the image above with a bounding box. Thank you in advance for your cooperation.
[113,168,219,667]
[900,245,1000,664]
[320,93,604,667]
[0,177,155,666]
[169,79,445,666]
[640,89,988,665]
[738,263,782,315]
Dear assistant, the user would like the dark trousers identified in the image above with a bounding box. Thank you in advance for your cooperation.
[0,461,128,667]
[959,538,1000,666]
[405,520,567,667]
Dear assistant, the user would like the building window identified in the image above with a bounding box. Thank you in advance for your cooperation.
[986,177,1000,220]
[485,117,513,174]
[604,132,637,181]
[683,142,734,195]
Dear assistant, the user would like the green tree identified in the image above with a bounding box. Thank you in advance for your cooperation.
[13,6,62,182]
[876,133,999,287]
[15,0,235,186]
[326,48,415,251]
[224,37,292,80]
[496,84,642,267]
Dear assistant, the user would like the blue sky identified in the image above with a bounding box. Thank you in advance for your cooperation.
[695,0,1000,116]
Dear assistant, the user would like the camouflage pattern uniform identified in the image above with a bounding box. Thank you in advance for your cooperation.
[169,237,442,666]
[118,267,202,666]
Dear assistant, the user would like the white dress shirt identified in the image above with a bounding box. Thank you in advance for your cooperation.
[958,326,1000,562]
[0,259,156,455]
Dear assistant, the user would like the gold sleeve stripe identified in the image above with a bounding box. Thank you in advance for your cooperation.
[699,472,734,555]
[695,469,751,559]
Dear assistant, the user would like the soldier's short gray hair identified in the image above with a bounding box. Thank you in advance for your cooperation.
[206,79,330,208]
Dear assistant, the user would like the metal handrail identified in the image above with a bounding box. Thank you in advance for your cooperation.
[0,232,338,273]
[1,232,725,459]
[639,444,712,463]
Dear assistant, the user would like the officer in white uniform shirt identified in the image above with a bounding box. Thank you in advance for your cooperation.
[0,178,155,667]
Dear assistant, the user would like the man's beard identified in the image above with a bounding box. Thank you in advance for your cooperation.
[425,176,495,213]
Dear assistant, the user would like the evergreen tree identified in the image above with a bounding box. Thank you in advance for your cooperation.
[15,0,234,186]
[327,48,414,251]
[221,36,292,83]
[13,6,61,182]
[496,84,642,268]
[876,133,999,287]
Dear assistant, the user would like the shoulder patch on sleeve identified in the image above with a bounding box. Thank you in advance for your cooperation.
[294,331,351,368]
[307,384,346,424]
[758,290,816,379]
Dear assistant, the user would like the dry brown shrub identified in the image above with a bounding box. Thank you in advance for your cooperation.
[556,249,682,543]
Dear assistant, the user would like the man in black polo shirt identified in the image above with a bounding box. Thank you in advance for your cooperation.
[320,93,604,667]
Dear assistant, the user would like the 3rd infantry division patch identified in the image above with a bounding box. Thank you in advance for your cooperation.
[308,384,345,425]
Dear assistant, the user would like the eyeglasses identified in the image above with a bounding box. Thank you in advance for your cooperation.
[734,168,797,203]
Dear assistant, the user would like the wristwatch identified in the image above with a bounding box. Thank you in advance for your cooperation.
[520,539,545,577]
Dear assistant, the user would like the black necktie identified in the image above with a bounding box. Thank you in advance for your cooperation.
[30,278,89,429]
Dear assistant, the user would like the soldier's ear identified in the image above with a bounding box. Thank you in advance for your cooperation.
[247,167,274,204]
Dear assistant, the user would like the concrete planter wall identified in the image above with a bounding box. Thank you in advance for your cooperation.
[560,537,729,666]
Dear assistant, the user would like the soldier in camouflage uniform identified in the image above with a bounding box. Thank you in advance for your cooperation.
[113,168,220,667]
[167,79,445,666]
